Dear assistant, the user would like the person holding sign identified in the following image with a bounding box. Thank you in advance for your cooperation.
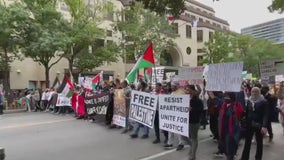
[218,92,243,160]
[130,80,150,139]
[186,85,204,160]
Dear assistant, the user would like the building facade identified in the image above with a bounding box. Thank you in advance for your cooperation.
[241,17,284,44]
[7,0,229,89]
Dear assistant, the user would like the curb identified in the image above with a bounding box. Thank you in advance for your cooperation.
[3,109,26,114]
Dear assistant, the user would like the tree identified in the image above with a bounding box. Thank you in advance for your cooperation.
[0,1,29,94]
[62,0,119,77]
[20,0,70,88]
[201,31,235,64]
[241,38,284,77]
[268,0,284,13]
[114,2,176,64]
[137,0,185,17]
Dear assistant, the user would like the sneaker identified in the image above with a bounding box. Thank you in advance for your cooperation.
[152,139,160,144]
[176,144,184,151]
[163,144,173,149]
[214,151,224,157]
[141,135,149,139]
[130,134,138,138]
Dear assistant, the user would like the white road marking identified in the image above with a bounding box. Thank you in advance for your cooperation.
[0,119,74,130]
[139,137,212,160]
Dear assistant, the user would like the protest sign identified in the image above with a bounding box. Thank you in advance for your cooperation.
[83,77,93,90]
[205,62,243,92]
[84,92,110,115]
[152,67,165,87]
[260,60,284,78]
[56,94,71,107]
[113,89,126,127]
[178,66,204,85]
[159,94,190,137]
[129,90,158,128]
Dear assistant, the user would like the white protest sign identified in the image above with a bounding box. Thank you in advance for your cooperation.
[56,94,71,107]
[129,90,158,128]
[159,94,190,137]
[152,67,165,87]
[178,67,190,80]
[84,77,93,90]
[205,62,243,92]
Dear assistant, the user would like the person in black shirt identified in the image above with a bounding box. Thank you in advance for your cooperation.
[240,87,269,160]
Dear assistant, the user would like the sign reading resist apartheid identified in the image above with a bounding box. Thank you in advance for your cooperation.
[113,89,126,127]
[129,90,158,128]
[159,94,190,137]
[205,62,243,92]
[84,92,110,115]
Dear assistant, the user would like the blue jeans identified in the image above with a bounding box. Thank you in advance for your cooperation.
[133,122,149,136]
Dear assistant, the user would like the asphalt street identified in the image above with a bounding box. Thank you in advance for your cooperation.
[0,112,283,160]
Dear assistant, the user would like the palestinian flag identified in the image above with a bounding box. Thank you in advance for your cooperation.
[60,76,74,98]
[92,71,103,91]
[126,42,155,83]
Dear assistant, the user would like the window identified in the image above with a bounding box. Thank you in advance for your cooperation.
[197,30,203,42]
[197,49,203,53]
[199,18,203,22]
[191,15,196,20]
[107,30,112,37]
[186,47,192,55]
[94,39,104,48]
[172,23,179,34]
[209,31,213,40]
[206,20,210,24]
[107,40,113,45]
[186,25,192,38]
[197,55,203,61]
[185,13,190,17]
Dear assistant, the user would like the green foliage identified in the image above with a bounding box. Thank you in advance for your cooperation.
[201,31,234,64]
[268,0,284,13]
[62,0,119,72]
[114,2,176,63]
[0,2,29,71]
[202,31,284,77]
[137,0,185,17]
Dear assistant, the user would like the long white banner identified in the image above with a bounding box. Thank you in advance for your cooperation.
[159,94,190,137]
[129,90,158,128]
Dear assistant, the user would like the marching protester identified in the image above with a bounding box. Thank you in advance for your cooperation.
[218,92,243,160]
[208,91,223,142]
[0,89,4,115]
[199,80,208,130]
[261,85,278,143]
[152,83,168,144]
[122,80,133,134]
[130,80,150,139]
[164,82,185,149]
[187,84,204,160]
[277,81,284,134]
[239,87,269,160]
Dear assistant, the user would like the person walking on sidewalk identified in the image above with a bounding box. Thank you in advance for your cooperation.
[218,92,243,160]
[240,87,269,160]
[0,90,4,115]
[187,85,204,160]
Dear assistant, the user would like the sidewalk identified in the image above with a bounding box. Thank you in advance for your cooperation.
[3,108,26,114]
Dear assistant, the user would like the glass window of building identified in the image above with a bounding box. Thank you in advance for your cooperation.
[209,31,213,40]
[172,23,179,34]
[197,30,203,42]
[107,30,112,37]
[197,49,203,53]
[186,25,192,38]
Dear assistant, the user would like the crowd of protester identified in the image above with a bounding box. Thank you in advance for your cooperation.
[12,78,284,160]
